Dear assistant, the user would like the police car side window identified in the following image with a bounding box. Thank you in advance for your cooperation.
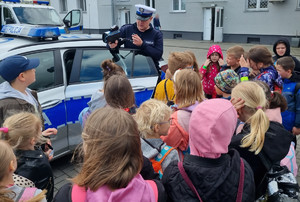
[27,51,57,91]
[79,49,111,82]
[132,54,157,77]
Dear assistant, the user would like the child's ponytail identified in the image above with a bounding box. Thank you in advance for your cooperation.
[241,107,270,154]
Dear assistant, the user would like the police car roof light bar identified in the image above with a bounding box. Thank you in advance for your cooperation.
[2,0,50,5]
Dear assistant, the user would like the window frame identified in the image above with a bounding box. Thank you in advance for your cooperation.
[297,0,300,9]
[172,0,186,12]
[78,0,87,12]
[246,0,268,11]
[60,0,68,13]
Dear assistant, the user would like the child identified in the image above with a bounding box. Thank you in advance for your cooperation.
[162,69,205,160]
[162,99,255,202]
[154,52,194,105]
[0,140,47,202]
[221,45,245,75]
[104,74,136,113]
[239,45,283,92]
[276,56,300,135]
[54,107,167,201]
[1,112,54,201]
[273,38,300,73]
[135,99,179,178]
[200,44,224,98]
[79,59,125,127]
[214,69,240,100]
[0,55,57,136]
[229,81,293,199]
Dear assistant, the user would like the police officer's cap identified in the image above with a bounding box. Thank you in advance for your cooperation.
[135,4,156,21]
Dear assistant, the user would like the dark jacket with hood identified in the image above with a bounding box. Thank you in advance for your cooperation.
[15,147,54,201]
[230,121,293,199]
[162,150,255,202]
[273,37,300,73]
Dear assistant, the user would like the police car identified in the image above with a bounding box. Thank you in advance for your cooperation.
[0,0,83,34]
[0,26,158,159]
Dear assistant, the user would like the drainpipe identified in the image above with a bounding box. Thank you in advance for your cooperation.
[111,0,115,25]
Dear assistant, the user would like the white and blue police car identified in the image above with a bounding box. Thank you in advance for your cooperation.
[0,0,83,34]
[0,25,158,159]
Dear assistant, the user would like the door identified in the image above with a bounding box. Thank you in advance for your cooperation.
[214,7,224,42]
[119,10,130,27]
[63,9,83,33]
[203,8,212,40]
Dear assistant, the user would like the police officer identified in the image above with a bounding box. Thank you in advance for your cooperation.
[108,4,163,73]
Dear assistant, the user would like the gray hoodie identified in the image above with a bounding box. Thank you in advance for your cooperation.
[141,138,179,172]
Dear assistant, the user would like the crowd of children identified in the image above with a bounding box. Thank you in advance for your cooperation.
[0,37,300,201]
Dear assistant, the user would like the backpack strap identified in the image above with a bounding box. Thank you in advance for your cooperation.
[164,79,175,103]
[178,161,203,202]
[236,158,245,202]
[146,180,158,202]
[19,187,37,202]
[71,184,87,202]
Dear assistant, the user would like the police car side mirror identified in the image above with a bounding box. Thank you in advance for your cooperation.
[5,18,15,24]
[63,19,71,28]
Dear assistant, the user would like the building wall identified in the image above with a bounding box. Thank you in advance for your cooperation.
[50,0,300,45]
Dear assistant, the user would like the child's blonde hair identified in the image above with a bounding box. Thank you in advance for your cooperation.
[231,81,269,154]
[227,45,245,59]
[168,52,193,75]
[173,69,205,108]
[0,140,15,202]
[72,107,143,191]
[185,51,200,73]
[1,112,42,150]
[135,99,172,138]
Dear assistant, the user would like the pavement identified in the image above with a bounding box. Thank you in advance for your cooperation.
[51,38,300,196]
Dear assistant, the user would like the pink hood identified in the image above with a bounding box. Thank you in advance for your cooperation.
[86,174,155,202]
[189,99,237,158]
[207,44,223,59]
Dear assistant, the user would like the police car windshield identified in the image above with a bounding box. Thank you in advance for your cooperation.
[13,7,63,26]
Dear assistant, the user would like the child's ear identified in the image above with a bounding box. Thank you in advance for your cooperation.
[153,124,159,133]
[9,160,16,172]
[17,72,26,82]
[30,137,36,146]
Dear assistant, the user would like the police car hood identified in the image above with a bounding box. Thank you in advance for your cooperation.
[0,81,31,100]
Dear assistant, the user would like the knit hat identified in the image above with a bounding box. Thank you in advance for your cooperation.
[214,69,239,94]
[189,99,237,158]
[207,44,223,59]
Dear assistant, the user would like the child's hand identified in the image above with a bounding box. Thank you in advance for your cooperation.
[42,128,57,137]
[249,69,260,77]
[203,59,211,67]
[239,55,250,68]
[218,58,224,66]
[292,127,300,135]
[230,97,245,118]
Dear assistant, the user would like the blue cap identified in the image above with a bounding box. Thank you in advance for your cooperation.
[0,55,40,82]
[135,4,156,21]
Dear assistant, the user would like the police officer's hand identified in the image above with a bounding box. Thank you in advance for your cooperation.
[132,34,143,46]
[108,40,118,49]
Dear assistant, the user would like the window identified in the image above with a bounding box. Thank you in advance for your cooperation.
[26,51,58,92]
[173,0,186,11]
[60,0,68,12]
[298,0,300,8]
[145,0,155,8]
[247,0,268,10]
[3,7,16,24]
[78,0,87,12]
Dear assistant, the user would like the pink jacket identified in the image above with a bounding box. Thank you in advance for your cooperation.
[200,45,223,96]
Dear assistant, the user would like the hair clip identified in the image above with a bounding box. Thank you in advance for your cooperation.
[107,66,111,71]
[0,127,9,133]
[256,106,262,110]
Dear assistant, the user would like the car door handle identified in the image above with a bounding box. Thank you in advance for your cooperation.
[41,99,61,109]
[132,86,146,92]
